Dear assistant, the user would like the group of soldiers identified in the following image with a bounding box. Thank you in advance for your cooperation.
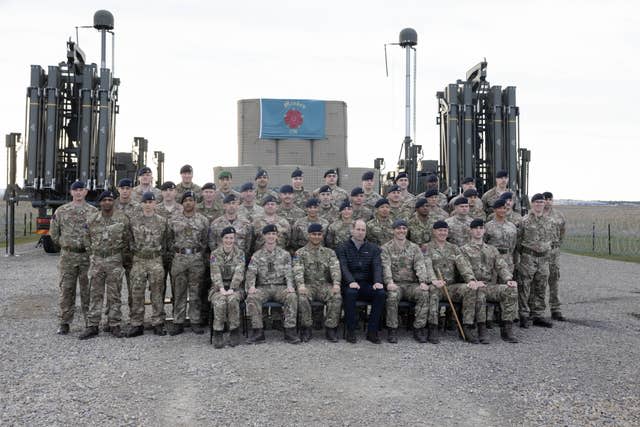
[51,164,566,348]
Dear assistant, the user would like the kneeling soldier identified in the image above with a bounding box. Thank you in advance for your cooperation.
[245,225,300,344]
[382,219,434,343]
[294,223,343,342]
[209,226,246,348]
[460,219,519,344]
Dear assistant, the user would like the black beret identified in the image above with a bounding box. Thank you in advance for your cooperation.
[426,174,439,183]
[395,172,408,181]
[160,181,176,191]
[424,189,439,198]
[263,195,278,204]
[499,191,514,200]
[375,198,390,208]
[319,185,332,194]
[305,198,320,208]
[350,187,364,197]
[339,200,352,211]
[453,197,469,206]
[496,170,508,178]
[138,166,152,176]
[493,198,507,209]
[531,193,545,202]
[262,224,278,234]
[392,219,408,228]
[433,220,449,229]
[223,194,238,204]
[415,198,428,209]
[324,169,337,177]
[70,181,85,190]
[202,182,216,191]
[463,189,478,198]
[118,178,133,188]
[462,177,474,184]
[240,182,254,192]
[255,169,268,179]
[543,191,553,200]
[279,185,294,194]
[98,190,115,201]
[307,223,323,233]
[180,164,193,174]
[141,191,156,202]
[470,218,484,228]
[221,226,236,237]
[361,171,374,180]
[180,191,195,203]
[291,168,303,178]
[387,184,401,193]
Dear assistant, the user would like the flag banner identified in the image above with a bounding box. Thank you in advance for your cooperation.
[259,99,326,140]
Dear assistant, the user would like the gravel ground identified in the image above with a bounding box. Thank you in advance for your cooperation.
[1,244,639,426]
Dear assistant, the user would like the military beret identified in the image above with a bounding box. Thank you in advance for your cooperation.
[543,191,553,200]
[307,223,323,233]
[392,219,408,228]
[324,169,337,177]
[531,193,545,202]
[462,177,475,185]
[291,168,303,178]
[305,198,320,208]
[262,224,278,234]
[470,218,484,228]
[138,166,152,176]
[433,220,448,229]
[141,191,156,202]
[98,190,115,201]
[424,189,439,198]
[415,198,428,209]
[395,172,408,181]
[220,226,236,237]
[218,171,232,179]
[255,169,268,179]
[180,191,195,203]
[361,171,374,180]
[426,174,439,183]
[279,185,294,194]
[263,195,278,204]
[180,164,193,174]
[350,187,364,197]
[339,200,352,211]
[118,178,133,188]
[463,189,478,198]
[160,181,176,191]
[240,182,254,192]
[496,170,508,178]
[499,191,514,200]
[387,184,401,193]
[223,194,238,204]
[454,197,469,206]
[319,185,332,194]
[493,198,507,209]
[375,198,390,208]
[202,182,216,191]
[70,180,85,190]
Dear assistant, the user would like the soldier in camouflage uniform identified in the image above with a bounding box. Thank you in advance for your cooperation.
[423,189,449,220]
[126,192,169,337]
[245,224,300,344]
[291,168,311,209]
[317,185,338,222]
[176,164,202,202]
[132,166,163,203]
[209,194,253,255]
[277,185,306,226]
[167,191,210,335]
[386,185,410,220]
[395,172,416,205]
[517,193,554,328]
[484,199,518,275]
[366,198,394,246]
[424,174,449,210]
[449,177,482,212]
[325,200,354,250]
[463,189,486,221]
[382,219,434,343]
[254,169,279,206]
[79,191,131,339]
[461,219,519,344]
[291,198,329,251]
[313,169,349,206]
[481,170,518,215]
[446,197,473,246]
[350,187,374,221]
[156,181,183,219]
[362,171,382,208]
[197,182,223,222]
[544,191,567,321]
[114,178,141,317]
[252,195,291,252]
[216,170,241,202]
[209,226,246,348]
[426,220,479,343]
[50,181,97,335]
[407,198,434,251]
[294,223,342,342]
[237,182,264,223]
[488,192,524,229]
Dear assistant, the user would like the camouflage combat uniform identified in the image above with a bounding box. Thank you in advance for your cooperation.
[176,182,203,202]
[255,187,279,206]
[407,212,434,249]
[482,187,516,215]
[277,204,306,227]
[209,215,253,255]
[366,216,394,246]
[484,218,518,274]
[215,188,241,202]
[155,202,183,219]
[293,244,342,328]
[325,219,352,250]
[245,246,298,329]
[291,216,330,251]
[197,200,223,223]
[449,193,483,212]
[351,204,373,222]
[364,191,382,208]
[237,204,264,223]
[468,203,486,221]
[114,198,141,313]
[319,204,339,223]
[292,188,311,210]
[314,185,349,206]
[209,245,246,331]
[50,201,97,327]
[389,203,410,221]
[546,207,566,315]
[252,215,291,252]
[399,190,416,206]
[132,185,162,204]
[446,214,473,246]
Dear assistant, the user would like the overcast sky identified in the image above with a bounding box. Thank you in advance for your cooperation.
[1,0,638,201]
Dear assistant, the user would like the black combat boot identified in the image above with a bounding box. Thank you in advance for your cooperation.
[169,323,184,336]
[78,326,99,340]
[153,324,167,336]
[110,325,123,338]
[102,324,111,333]
[552,312,566,321]
[126,325,144,338]
[213,331,224,349]
[427,324,440,344]
[463,324,479,344]
[486,319,494,329]
[366,329,381,344]
[57,324,70,335]
[532,317,553,328]
[346,328,357,344]
[387,328,398,344]
[284,327,300,344]
[413,327,427,343]
[191,324,205,334]
[519,316,530,328]
[500,321,519,343]
[300,327,312,342]
[325,327,338,343]
[477,322,490,344]
[246,328,265,344]
[228,329,241,347]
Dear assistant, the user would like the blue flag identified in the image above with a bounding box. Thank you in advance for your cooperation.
[259,99,326,140]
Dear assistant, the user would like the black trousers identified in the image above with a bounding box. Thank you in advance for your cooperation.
[344,285,386,332]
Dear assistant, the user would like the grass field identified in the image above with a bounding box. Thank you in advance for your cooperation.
[0,201,39,248]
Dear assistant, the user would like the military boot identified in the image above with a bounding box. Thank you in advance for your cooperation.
[300,327,312,342]
[463,324,479,344]
[387,328,398,344]
[126,325,144,338]
[57,324,70,335]
[477,322,490,344]
[413,327,427,343]
[532,317,553,328]
[169,323,184,336]
[427,324,440,344]
[228,328,241,347]
[111,325,123,338]
[153,324,167,336]
[485,319,494,329]
[284,327,300,344]
[346,328,357,344]
[213,331,224,349]
[102,324,111,333]
[191,324,205,335]
[246,328,265,344]
[325,327,338,343]
[552,312,566,321]
[500,321,519,343]
[519,316,530,329]
[366,330,381,344]
[78,326,99,340]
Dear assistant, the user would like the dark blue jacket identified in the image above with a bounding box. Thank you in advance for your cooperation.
[336,239,383,288]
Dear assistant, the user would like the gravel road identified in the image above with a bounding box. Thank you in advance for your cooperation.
[1,244,639,426]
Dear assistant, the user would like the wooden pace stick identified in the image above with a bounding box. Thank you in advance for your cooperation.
[436,268,466,341]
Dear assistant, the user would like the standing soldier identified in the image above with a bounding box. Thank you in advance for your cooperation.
[382,219,434,344]
[517,193,554,328]
[197,182,223,222]
[252,195,291,252]
[291,198,329,251]
[407,198,434,251]
[209,226,246,348]
[362,171,382,208]
[350,187,374,221]
[156,181,183,219]
[127,192,169,337]
[79,191,131,339]
[446,197,473,246]
[50,181,97,335]
[245,224,300,345]
[463,189,486,221]
[237,182,264,223]
[254,169,279,206]
[175,164,202,202]
[114,178,141,316]
[543,191,567,321]
[488,192,524,229]
[209,194,253,255]
[314,169,349,205]
[325,201,354,250]
[167,191,210,335]
[294,223,343,342]
[484,199,519,275]
[291,168,311,209]
[317,185,338,222]
[395,172,415,205]
[277,185,306,226]
[449,177,481,211]
[132,166,163,203]
[216,170,240,202]
[481,170,517,215]
[460,219,519,344]
[366,198,394,246]
[386,185,410,220]
[424,174,448,210]
[423,189,449,220]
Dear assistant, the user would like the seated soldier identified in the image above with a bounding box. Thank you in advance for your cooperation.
[245,225,300,345]
[294,223,343,342]
[209,226,246,349]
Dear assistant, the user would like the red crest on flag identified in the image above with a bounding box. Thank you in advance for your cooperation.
[284,109,303,129]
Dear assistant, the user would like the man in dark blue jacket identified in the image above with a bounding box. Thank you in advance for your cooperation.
[336,219,385,344]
